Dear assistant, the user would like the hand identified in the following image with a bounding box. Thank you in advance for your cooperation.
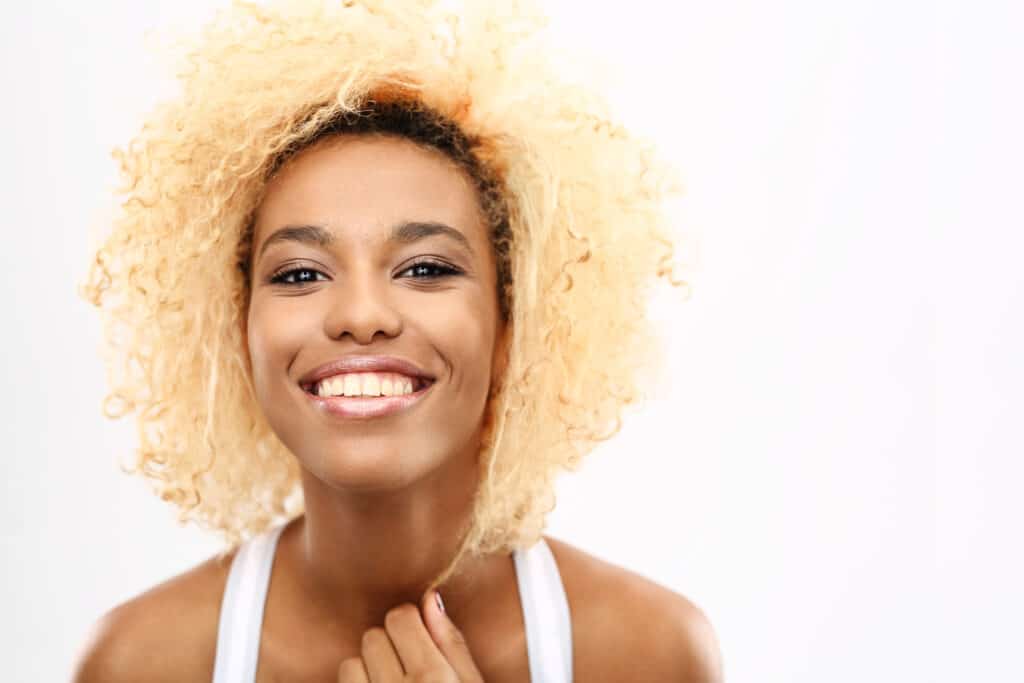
[337,589,485,682]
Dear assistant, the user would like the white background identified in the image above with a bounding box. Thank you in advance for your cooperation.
[2,1,1018,681]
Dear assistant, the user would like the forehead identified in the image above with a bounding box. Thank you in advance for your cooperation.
[253,134,485,251]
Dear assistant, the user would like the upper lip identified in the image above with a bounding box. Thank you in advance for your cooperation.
[298,355,436,389]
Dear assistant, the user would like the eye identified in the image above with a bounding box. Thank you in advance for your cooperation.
[268,266,328,286]
[397,259,462,280]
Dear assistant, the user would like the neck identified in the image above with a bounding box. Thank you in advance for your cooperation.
[286,446,501,635]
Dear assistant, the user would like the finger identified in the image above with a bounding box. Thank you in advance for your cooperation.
[361,627,405,681]
[336,656,369,683]
[422,590,485,682]
[382,603,448,675]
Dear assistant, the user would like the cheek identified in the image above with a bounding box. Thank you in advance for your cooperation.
[246,297,312,395]
[437,298,497,397]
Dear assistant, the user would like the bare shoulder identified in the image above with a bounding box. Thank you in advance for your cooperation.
[70,550,235,682]
[544,535,724,683]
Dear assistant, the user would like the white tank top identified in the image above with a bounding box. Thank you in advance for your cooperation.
[211,522,573,682]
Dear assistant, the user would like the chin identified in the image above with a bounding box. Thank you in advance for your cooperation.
[297,438,439,494]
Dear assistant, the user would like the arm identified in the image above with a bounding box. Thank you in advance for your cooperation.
[662,596,724,683]
[69,596,211,683]
[70,607,139,683]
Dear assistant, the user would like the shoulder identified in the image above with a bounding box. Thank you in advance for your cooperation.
[70,550,235,682]
[544,535,724,683]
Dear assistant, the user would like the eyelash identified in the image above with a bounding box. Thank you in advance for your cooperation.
[268,260,462,286]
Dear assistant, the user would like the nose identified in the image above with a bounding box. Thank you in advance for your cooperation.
[323,266,403,344]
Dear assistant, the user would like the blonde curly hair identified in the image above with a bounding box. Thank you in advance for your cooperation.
[79,0,687,587]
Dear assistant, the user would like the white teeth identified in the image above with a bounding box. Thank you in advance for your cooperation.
[314,372,421,398]
[315,377,337,398]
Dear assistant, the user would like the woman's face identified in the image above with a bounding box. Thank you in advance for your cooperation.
[247,134,505,492]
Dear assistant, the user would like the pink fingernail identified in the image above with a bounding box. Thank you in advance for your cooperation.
[435,591,446,615]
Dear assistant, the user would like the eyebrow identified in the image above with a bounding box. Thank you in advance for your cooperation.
[256,221,475,261]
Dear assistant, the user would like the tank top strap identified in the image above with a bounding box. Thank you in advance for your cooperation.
[513,537,574,682]
[211,522,286,683]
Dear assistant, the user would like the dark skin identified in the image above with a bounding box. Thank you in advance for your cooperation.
[72,134,723,682]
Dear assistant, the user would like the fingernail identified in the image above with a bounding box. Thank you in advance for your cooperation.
[435,590,446,615]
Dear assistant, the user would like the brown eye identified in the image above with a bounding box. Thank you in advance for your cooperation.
[269,267,327,285]
[398,260,462,279]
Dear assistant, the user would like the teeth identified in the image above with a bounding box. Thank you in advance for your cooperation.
[315,372,421,398]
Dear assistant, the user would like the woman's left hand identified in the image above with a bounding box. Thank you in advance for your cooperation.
[336,590,485,682]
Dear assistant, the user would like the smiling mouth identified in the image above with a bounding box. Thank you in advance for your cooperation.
[300,375,435,397]
[301,376,436,420]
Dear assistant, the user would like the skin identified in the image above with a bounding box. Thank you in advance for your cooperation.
[71,135,723,682]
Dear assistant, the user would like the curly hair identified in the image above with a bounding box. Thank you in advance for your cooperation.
[78,0,688,587]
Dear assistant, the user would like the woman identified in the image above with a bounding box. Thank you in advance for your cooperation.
[73,0,722,680]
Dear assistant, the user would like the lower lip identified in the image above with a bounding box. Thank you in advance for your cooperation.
[304,381,435,419]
